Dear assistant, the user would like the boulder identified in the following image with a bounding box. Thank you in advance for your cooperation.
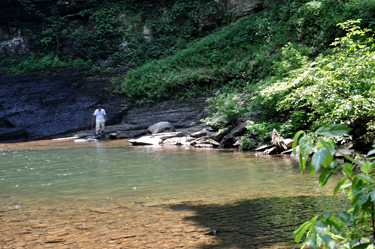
[148,122,176,134]
[281,148,293,154]
[116,130,148,139]
[191,136,221,147]
[283,138,294,148]
[263,146,278,155]
[210,126,233,142]
[129,132,184,146]
[220,122,247,147]
[191,130,207,138]
[153,132,184,141]
[233,140,242,147]
[129,136,161,145]
[255,144,274,151]
[163,137,190,146]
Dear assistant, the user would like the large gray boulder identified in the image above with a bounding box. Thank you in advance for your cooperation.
[148,122,176,134]
[220,122,248,147]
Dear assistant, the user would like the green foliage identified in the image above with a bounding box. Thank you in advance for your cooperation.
[0,52,88,75]
[201,91,248,127]
[292,124,375,249]
[245,121,281,142]
[255,20,375,135]
[1,0,220,74]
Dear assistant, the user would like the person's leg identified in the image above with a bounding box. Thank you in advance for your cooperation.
[100,122,105,135]
[95,122,100,136]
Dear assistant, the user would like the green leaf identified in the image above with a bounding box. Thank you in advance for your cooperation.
[367,149,375,156]
[357,192,370,206]
[299,135,313,174]
[338,212,351,224]
[355,173,374,183]
[293,130,305,155]
[334,176,346,196]
[317,138,336,156]
[315,124,351,137]
[342,163,353,178]
[352,243,371,249]
[338,152,364,167]
[360,161,371,174]
[315,220,330,244]
[294,220,311,244]
[319,167,331,187]
[327,218,345,237]
[305,227,318,249]
[311,147,328,173]
[321,212,332,220]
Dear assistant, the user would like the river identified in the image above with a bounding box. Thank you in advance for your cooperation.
[0,139,348,248]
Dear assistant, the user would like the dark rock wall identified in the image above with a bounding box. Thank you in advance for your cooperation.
[0,67,129,140]
[0,67,209,141]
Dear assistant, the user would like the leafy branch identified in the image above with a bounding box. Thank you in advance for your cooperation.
[293,124,375,249]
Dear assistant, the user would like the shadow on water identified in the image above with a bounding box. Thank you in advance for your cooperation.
[168,195,349,249]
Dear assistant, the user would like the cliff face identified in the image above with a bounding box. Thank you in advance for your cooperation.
[0,67,129,140]
[0,66,210,140]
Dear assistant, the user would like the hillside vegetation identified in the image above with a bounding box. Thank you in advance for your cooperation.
[2,0,375,145]
[114,0,375,145]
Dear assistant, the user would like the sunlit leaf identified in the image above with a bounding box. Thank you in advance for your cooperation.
[293,130,305,155]
[315,124,351,137]
[334,176,346,196]
[311,147,328,173]
[367,149,375,156]
[342,163,353,178]
[294,220,311,244]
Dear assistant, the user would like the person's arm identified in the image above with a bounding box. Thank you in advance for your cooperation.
[92,109,97,117]
[104,115,107,123]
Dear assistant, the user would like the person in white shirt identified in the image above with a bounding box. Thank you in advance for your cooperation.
[92,104,107,137]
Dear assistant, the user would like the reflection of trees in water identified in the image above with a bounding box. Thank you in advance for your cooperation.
[169,196,349,248]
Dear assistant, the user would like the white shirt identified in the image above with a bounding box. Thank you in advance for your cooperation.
[94,109,106,123]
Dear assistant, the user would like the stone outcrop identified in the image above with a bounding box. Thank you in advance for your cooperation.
[148,122,176,134]
[220,122,247,147]
[227,0,276,17]
[254,129,295,155]
[123,97,209,129]
[0,65,210,141]
[0,67,128,140]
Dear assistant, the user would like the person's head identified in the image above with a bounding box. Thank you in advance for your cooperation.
[97,104,102,110]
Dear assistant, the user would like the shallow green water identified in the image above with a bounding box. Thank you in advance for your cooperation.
[0,140,350,248]
[0,140,340,205]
